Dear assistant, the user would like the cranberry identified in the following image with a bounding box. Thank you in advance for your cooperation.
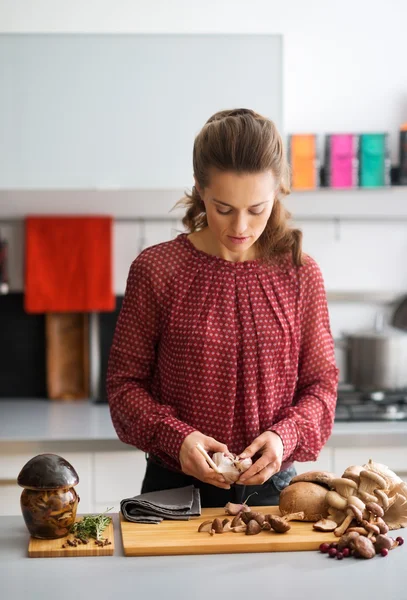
[342,547,350,558]
[336,552,344,560]
[328,548,337,558]
[396,536,404,546]
[319,543,330,553]
[380,548,389,557]
[329,542,338,549]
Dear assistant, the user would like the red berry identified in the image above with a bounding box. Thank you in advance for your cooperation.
[381,548,389,557]
[319,543,330,553]
[396,537,404,546]
[336,552,344,560]
[329,542,338,548]
[328,548,337,558]
[342,547,350,558]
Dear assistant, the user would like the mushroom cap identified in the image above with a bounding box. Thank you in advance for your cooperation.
[290,471,336,489]
[17,453,79,490]
[359,469,387,490]
[341,465,363,484]
[279,481,329,521]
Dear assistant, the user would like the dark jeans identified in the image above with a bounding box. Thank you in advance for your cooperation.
[141,455,297,508]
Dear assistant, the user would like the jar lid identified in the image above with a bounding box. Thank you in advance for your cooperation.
[17,453,79,490]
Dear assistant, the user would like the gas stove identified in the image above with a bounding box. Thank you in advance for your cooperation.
[335,385,407,422]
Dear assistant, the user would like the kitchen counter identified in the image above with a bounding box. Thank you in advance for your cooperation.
[1,513,406,600]
[1,399,407,452]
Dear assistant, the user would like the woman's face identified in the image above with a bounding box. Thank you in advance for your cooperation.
[196,169,276,261]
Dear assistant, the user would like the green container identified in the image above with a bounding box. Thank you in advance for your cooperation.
[359,133,391,187]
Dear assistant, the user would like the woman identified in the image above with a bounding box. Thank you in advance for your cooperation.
[107,108,339,508]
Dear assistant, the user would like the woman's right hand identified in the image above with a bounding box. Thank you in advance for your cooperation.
[179,431,231,489]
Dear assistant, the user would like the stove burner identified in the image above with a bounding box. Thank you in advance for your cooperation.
[335,386,407,421]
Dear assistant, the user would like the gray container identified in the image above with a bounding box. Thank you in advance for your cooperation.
[340,325,407,391]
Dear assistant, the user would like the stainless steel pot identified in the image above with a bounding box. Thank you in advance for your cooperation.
[338,323,407,391]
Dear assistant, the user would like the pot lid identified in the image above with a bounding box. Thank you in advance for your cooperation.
[346,325,407,339]
[17,453,79,490]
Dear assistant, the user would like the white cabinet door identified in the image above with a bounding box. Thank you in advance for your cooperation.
[94,451,147,512]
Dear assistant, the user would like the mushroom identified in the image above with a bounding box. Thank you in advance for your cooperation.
[341,465,364,486]
[373,489,390,510]
[382,493,407,530]
[331,477,358,498]
[353,535,376,559]
[279,482,330,521]
[325,491,347,512]
[362,459,402,492]
[195,443,252,484]
[333,496,366,537]
[289,471,336,489]
[374,534,393,554]
[358,470,387,497]
[198,520,213,533]
[313,519,338,532]
[268,511,305,534]
[246,520,262,535]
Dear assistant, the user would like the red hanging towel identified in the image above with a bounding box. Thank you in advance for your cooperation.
[25,215,115,313]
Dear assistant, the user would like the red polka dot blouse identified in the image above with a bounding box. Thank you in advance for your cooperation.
[107,233,339,473]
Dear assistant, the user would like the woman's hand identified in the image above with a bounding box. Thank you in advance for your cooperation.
[179,431,232,489]
[236,431,284,486]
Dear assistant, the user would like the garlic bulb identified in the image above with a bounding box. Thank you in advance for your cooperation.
[212,453,252,484]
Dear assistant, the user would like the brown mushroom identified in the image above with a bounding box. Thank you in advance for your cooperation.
[231,514,243,528]
[211,518,224,533]
[337,531,360,551]
[198,520,213,533]
[374,489,389,510]
[268,516,291,533]
[268,511,305,533]
[313,519,337,532]
[374,534,393,554]
[289,471,336,489]
[365,501,384,518]
[353,535,376,559]
[246,520,262,535]
[279,482,329,521]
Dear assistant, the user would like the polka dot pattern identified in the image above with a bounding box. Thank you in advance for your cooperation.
[107,233,339,473]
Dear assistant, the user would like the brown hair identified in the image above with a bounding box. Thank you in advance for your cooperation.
[177,108,303,265]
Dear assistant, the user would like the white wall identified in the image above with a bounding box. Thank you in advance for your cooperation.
[1,0,406,162]
[1,0,407,383]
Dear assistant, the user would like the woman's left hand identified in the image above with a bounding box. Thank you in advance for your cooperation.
[236,431,284,486]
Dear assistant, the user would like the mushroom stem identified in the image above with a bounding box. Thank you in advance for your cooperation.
[283,511,305,522]
[334,514,354,537]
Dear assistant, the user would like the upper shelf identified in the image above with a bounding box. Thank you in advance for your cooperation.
[0,187,407,222]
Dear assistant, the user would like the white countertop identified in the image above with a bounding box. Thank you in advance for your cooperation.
[1,512,406,600]
[0,399,407,452]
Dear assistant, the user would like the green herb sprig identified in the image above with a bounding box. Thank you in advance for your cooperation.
[69,507,113,541]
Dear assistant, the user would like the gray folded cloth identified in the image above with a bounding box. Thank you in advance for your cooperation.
[120,485,201,524]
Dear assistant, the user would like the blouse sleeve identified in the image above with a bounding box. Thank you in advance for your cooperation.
[270,258,339,463]
[106,253,196,464]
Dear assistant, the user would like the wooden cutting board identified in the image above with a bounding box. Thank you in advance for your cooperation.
[120,506,337,556]
[28,518,114,558]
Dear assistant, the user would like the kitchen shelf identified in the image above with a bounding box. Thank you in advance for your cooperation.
[0,187,407,223]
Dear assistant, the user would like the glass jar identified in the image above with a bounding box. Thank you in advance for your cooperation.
[20,486,79,539]
[18,453,80,539]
